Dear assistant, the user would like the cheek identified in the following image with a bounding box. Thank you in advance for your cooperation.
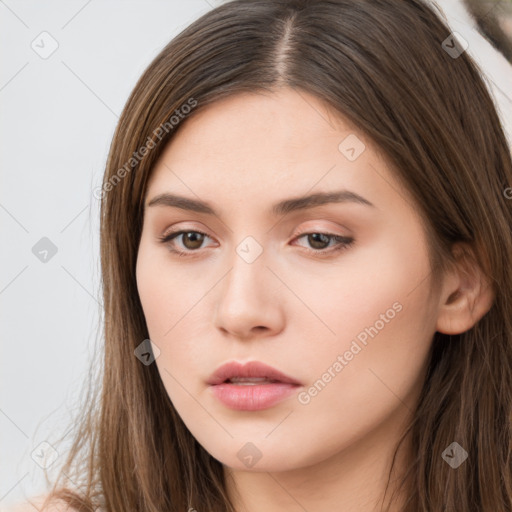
[286,224,432,342]
[135,250,170,338]
[135,242,215,389]
[136,247,206,417]
[136,241,199,338]
[292,230,435,422]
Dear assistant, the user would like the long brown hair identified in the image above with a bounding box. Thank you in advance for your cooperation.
[35,0,512,510]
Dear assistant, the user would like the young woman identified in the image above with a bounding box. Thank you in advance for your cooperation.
[15,0,512,510]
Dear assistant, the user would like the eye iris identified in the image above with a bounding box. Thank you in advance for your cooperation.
[182,232,204,250]
[308,233,330,249]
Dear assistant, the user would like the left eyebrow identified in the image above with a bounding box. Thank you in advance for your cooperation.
[145,189,375,216]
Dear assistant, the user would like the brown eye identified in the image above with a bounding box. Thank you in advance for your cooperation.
[293,231,355,257]
[306,233,331,250]
[158,230,213,255]
[179,231,205,250]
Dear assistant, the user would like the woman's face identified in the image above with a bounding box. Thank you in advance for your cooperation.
[136,87,440,471]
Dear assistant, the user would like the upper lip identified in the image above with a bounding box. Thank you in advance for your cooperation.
[207,360,302,386]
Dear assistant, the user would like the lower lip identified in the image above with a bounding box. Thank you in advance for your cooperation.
[209,382,300,411]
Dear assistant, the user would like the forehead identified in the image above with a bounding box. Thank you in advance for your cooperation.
[154,89,362,164]
[145,88,413,217]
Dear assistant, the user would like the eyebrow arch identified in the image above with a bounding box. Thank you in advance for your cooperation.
[146,189,375,216]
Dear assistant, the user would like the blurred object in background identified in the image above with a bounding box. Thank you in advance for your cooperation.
[435,0,512,152]
[464,0,512,62]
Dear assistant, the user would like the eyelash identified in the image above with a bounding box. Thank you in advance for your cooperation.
[157,229,355,259]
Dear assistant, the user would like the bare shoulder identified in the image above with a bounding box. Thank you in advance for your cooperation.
[5,494,79,512]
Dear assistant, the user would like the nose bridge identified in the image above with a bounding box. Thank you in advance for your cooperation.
[214,236,283,336]
[222,239,269,309]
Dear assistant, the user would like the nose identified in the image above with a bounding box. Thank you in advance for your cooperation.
[213,247,285,341]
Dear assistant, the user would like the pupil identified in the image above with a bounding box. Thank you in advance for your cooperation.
[184,232,204,249]
[309,233,329,249]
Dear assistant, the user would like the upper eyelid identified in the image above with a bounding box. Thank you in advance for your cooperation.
[160,218,351,237]
[162,225,348,237]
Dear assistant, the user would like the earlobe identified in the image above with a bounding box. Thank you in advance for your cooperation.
[435,243,495,335]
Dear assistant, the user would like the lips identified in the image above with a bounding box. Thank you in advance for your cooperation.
[207,360,302,386]
[207,360,302,411]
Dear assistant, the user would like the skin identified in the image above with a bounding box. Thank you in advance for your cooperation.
[135,87,494,512]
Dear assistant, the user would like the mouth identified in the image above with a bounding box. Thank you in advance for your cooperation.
[221,377,282,385]
[207,360,302,411]
[207,360,302,386]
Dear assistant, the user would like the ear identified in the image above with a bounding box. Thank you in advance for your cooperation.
[435,242,495,335]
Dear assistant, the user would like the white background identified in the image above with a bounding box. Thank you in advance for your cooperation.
[1,0,511,508]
